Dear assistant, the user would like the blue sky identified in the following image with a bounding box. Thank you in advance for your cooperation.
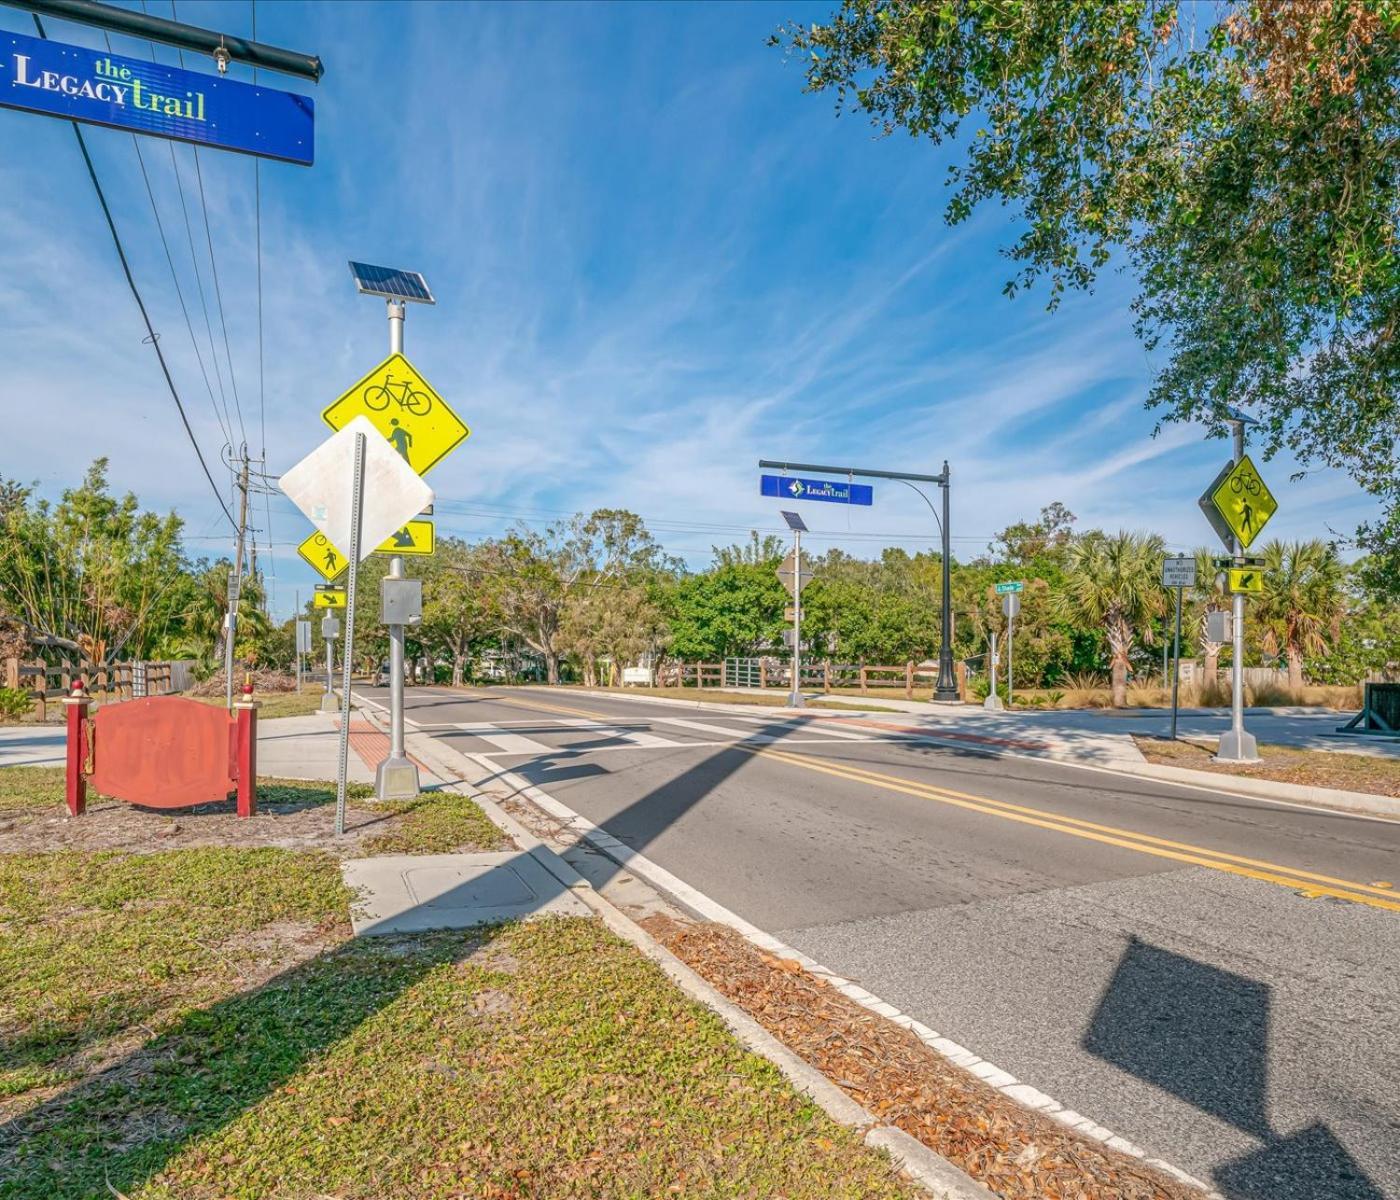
[1,0,1379,618]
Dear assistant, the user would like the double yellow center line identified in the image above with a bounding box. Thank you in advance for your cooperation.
[484,692,1399,913]
[754,745,1400,912]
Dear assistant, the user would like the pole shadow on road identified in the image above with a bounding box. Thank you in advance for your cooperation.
[1084,936,1382,1200]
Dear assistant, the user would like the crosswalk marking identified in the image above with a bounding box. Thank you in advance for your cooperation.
[736,715,874,741]
[452,724,555,755]
[553,719,684,749]
[653,716,789,743]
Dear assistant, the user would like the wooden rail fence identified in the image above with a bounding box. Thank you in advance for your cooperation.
[4,657,183,721]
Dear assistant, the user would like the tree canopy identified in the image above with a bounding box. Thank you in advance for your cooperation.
[777,1,1400,588]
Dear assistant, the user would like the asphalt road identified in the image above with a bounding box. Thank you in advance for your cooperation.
[369,684,1400,1200]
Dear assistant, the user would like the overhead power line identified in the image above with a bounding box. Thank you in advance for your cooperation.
[31,13,235,530]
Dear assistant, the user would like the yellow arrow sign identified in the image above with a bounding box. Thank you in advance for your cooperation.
[322,352,469,477]
[1227,567,1265,594]
[377,519,435,556]
[313,590,346,609]
[1207,455,1277,549]
[297,531,347,583]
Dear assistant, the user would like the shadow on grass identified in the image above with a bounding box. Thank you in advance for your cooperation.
[0,932,482,1199]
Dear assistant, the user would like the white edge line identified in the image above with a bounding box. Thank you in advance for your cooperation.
[469,750,1223,1199]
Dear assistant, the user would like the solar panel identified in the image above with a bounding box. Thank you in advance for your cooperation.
[780,510,808,532]
[348,261,435,304]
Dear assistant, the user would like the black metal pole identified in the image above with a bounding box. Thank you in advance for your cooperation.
[6,0,323,80]
[934,461,959,701]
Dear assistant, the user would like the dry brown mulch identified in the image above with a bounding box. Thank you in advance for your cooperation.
[647,918,1202,1200]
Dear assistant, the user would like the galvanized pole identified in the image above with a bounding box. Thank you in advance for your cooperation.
[1006,610,1014,709]
[1216,420,1259,762]
[789,528,805,708]
[224,454,250,710]
[295,589,302,693]
[934,462,959,701]
[335,431,366,836]
[1170,585,1183,740]
[375,299,420,799]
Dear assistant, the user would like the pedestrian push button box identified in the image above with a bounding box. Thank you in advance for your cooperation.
[381,578,422,626]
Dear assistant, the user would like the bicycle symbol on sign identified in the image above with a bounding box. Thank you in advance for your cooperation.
[1229,470,1262,498]
[363,373,433,417]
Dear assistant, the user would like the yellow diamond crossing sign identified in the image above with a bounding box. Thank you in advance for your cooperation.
[298,531,347,583]
[322,352,469,477]
[1199,455,1277,550]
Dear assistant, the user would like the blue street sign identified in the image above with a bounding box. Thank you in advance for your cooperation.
[761,474,873,506]
[0,31,314,165]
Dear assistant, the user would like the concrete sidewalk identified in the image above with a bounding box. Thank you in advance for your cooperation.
[0,711,378,783]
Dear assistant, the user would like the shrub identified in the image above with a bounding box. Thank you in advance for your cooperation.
[0,686,32,721]
[1247,680,1301,708]
[1195,675,1232,707]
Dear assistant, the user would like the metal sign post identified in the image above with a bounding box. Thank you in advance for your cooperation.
[1161,557,1197,741]
[983,632,1003,710]
[335,432,366,836]
[1216,421,1261,763]
[1001,591,1021,707]
[778,511,808,708]
[320,616,339,712]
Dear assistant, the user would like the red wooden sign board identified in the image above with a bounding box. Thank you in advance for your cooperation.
[65,687,257,818]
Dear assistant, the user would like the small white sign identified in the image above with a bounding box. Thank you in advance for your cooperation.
[622,666,653,686]
[280,416,433,563]
[1162,556,1197,589]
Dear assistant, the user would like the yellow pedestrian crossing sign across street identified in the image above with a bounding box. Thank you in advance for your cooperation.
[321,352,469,477]
[298,531,347,583]
[1202,455,1277,550]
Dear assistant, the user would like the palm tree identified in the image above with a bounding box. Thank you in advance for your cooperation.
[1254,539,1344,691]
[1191,546,1230,683]
[1056,531,1166,706]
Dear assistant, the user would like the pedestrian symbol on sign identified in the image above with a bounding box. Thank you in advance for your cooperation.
[387,418,412,463]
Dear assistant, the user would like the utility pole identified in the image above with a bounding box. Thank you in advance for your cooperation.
[1216,418,1260,762]
[224,453,250,710]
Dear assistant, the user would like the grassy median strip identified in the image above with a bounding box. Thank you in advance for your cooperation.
[1,906,916,1199]
[1135,736,1400,798]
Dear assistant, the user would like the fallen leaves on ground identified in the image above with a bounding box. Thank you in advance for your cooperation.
[648,917,1203,1200]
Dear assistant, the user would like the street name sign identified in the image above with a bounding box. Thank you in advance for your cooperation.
[1162,557,1197,589]
[1227,566,1264,594]
[280,416,434,561]
[995,581,1024,594]
[322,352,469,477]
[1199,455,1277,550]
[298,530,347,583]
[313,589,346,610]
[0,30,314,164]
[776,551,809,597]
[761,475,873,506]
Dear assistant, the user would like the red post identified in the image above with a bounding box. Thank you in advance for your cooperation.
[63,679,89,817]
[233,682,258,818]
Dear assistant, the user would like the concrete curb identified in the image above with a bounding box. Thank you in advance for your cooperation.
[400,724,990,1200]
[1103,757,1400,819]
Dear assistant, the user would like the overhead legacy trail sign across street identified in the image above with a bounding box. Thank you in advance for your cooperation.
[322,352,469,477]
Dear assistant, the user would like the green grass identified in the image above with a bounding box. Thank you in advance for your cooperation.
[0,767,66,814]
[0,848,349,1101]
[189,691,329,719]
[362,789,508,855]
[2,917,914,1200]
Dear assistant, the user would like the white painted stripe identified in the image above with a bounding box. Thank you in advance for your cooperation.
[653,716,786,742]
[459,725,554,755]
[553,718,684,749]
[736,715,874,741]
